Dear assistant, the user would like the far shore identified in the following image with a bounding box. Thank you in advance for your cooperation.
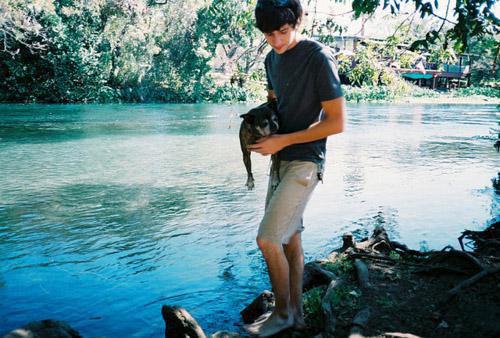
[391,95,500,105]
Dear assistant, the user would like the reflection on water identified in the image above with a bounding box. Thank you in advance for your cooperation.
[0,103,498,336]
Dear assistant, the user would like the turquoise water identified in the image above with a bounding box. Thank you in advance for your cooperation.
[0,103,498,336]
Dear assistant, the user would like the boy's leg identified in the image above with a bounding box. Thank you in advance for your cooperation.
[245,238,293,336]
[245,161,318,336]
[283,231,306,328]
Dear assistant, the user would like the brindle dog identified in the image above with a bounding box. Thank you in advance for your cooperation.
[239,101,279,190]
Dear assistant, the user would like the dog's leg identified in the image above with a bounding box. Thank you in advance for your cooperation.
[271,154,280,182]
[243,149,254,190]
[240,128,255,190]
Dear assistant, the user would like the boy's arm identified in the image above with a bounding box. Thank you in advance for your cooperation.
[248,96,345,156]
[267,90,277,102]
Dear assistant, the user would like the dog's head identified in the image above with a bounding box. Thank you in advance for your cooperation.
[240,101,279,138]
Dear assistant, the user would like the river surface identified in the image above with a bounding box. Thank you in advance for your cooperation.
[0,103,498,336]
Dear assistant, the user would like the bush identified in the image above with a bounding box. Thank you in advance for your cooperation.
[303,286,326,330]
[343,85,396,102]
[452,85,500,98]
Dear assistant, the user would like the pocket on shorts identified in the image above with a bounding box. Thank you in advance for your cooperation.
[291,162,317,187]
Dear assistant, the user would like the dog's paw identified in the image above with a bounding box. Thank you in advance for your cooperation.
[246,178,255,190]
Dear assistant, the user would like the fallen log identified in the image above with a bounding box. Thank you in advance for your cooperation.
[443,264,500,303]
[354,259,370,289]
[321,279,345,335]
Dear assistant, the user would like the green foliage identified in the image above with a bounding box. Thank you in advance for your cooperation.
[352,0,380,18]
[344,85,396,102]
[349,46,380,86]
[388,251,402,260]
[352,0,500,52]
[343,83,443,102]
[322,257,354,276]
[207,83,261,102]
[452,86,500,98]
[315,18,345,45]
[375,294,396,309]
[398,53,415,68]
[303,286,325,329]
[326,284,361,309]
[467,35,500,83]
[1,0,498,103]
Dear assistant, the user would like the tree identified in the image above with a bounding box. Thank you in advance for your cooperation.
[349,0,499,52]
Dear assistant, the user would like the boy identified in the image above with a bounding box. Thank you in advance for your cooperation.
[245,0,345,336]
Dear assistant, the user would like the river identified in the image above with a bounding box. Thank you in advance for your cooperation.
[0,103,498,336]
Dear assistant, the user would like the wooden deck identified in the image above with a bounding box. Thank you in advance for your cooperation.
[392,68,471,89]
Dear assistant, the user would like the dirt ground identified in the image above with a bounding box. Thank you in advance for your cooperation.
[284,222,500,338]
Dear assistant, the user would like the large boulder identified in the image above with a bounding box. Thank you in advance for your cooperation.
[1,319,81,338]
[161,305,207,338]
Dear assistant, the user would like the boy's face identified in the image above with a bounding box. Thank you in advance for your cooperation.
[263,24,299,54]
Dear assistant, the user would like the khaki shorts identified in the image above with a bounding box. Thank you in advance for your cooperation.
[258,160,321,244]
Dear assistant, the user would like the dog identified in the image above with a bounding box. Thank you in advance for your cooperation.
[239,101,279,190]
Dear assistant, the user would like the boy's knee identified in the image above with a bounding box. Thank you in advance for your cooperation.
[256,236,280,253]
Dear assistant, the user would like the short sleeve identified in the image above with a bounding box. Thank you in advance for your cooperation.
[315,50,343,102]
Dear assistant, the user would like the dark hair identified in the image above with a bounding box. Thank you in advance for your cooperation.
[255,0,303,33]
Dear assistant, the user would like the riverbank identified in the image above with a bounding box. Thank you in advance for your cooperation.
[341,84,500,105]
[391,95,500,105]
[161,221,500,338]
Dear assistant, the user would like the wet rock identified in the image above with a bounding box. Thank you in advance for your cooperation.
[240,290,274,324]
[1,319,81,338]
[161,305,207,338]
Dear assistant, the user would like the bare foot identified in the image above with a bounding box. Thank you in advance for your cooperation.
[291,310,306,330]
[253,311,272,324]
[244,311,293,337]
[293,317,306,330]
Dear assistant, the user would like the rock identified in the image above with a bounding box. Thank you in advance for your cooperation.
[161,305,207,338]
[321,279,344,335]
[303,261,337,291]
[1,319,81,338]
[240,290,274,324]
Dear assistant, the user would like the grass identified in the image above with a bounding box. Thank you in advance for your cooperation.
[322,256,354,276]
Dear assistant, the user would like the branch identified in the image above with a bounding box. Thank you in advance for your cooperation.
[436,0,452,34]
[312,10,354,17]
[430,11,456,25]
[390,9,418,39]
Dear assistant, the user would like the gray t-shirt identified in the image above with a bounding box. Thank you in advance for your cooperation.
[265,39,343,163]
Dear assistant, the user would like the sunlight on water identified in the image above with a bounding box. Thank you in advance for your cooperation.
[0,103,498,336]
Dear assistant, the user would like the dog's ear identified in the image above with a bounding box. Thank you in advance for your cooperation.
[267,100,278,113]
[240,113,255,124]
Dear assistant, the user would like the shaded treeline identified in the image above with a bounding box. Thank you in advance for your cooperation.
[0,0,498,103]
[0,0,263,103]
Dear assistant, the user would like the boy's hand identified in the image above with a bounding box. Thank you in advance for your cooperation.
[248,134,289,156]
